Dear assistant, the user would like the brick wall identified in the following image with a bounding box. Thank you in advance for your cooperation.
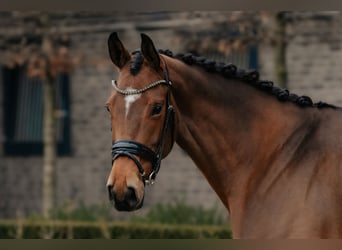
[0,12,341,220]
[286,17,342,105]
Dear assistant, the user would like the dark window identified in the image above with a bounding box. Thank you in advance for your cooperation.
[2,65,71,156]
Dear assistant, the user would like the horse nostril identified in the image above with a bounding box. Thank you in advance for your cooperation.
[107,185,140,211]
[125,187,138,204]
[107,185,114,200]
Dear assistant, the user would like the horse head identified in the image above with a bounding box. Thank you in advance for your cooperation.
[106,32,175,211]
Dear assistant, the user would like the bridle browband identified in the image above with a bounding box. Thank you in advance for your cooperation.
[112,79,167,95]
[111,63,175,185]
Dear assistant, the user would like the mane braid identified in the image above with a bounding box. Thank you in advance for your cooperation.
[158,49,339,109]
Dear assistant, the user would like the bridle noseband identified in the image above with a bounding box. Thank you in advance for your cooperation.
[111,67,175,185]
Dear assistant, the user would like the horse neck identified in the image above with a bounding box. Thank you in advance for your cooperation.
[166,57,315,211]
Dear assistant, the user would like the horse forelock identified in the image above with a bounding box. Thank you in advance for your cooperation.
[130,50,144,76]
[157,49,339,110]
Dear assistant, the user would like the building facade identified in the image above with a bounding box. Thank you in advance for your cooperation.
[0,11,341,219]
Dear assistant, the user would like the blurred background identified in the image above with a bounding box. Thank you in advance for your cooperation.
[0,11,341,238]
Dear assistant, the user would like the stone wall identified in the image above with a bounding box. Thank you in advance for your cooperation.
[286,16,342,105]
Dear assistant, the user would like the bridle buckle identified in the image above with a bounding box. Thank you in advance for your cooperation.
[145,171,156,186]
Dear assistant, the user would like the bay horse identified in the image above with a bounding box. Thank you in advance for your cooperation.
[105,32,342,238]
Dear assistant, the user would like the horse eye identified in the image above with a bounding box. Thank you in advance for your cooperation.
[151,104,163,116]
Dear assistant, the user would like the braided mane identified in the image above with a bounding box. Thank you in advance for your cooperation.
[161,49,340,109]
[131,49,338,109]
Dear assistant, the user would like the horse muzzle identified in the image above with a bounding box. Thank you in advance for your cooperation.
[107,185,144,211]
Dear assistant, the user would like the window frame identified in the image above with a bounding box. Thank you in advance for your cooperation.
[2,65,71,156]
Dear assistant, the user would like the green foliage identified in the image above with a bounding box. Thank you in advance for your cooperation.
[0,223,16,239]
[0,200,230,239]
[50,202,112,221]
[28,202,112,222]
[130,201,226,225]
[27,201,226,226]
[0,220,232,239]
[109,223,229,239]
[72,224,104,239]
[17,201,230,238]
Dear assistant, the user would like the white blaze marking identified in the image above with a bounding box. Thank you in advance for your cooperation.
[124,88,141,117]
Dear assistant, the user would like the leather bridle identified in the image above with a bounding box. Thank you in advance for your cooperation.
[111,65,175,185]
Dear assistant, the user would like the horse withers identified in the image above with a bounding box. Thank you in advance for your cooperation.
[105,32,342,238]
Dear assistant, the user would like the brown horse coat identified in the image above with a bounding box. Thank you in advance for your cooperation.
[106,32,342,238]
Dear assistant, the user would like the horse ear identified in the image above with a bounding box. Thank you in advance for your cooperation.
[141,33,161,71]
[108,32,130,69]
